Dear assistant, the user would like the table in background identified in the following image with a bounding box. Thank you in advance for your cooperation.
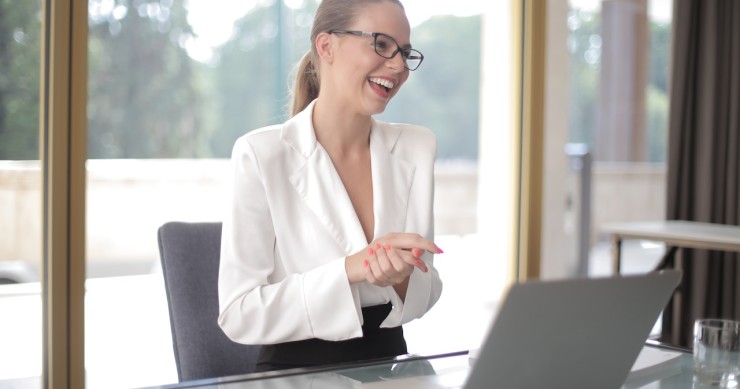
[603,220,740,275]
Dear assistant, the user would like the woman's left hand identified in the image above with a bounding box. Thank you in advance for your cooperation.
[362,242,428,287]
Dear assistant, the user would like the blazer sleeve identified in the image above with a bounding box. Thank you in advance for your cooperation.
[380,126,443,328]
[217,135,362,345]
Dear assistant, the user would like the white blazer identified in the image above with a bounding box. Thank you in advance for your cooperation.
[217,100,443,345]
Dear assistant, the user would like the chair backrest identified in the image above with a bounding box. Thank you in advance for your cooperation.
[157,221,261,382]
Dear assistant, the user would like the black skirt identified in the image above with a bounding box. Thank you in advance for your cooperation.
[255,303,407,372]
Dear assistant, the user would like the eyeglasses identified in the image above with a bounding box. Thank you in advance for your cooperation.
[329,30,424,71]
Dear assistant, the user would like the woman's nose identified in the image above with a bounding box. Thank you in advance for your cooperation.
[386,52,406,71]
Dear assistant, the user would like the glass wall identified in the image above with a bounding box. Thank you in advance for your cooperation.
[0,0,43,386]
[82,1,511,387]
[541,0,673,279]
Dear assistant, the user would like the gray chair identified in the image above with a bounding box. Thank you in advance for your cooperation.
[158,221,261,382]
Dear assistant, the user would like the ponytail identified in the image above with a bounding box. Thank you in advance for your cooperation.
[290,52,320,117]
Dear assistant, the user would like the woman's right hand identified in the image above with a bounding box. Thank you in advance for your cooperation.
[345,233,443,286]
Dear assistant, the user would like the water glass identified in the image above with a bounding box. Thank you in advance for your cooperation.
[694,319,740,387]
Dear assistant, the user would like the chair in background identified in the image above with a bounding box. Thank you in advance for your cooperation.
[157,221,261,382]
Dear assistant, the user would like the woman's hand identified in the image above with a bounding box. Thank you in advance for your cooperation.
[345,233,443,286]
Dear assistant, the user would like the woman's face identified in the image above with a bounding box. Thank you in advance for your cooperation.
[327,2,412,116]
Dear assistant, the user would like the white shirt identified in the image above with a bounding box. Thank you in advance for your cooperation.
[217,100,442,345]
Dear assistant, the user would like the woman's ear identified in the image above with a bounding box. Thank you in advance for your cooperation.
[315,32,334,64]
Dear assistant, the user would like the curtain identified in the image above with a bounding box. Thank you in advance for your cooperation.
[662,0,740,348]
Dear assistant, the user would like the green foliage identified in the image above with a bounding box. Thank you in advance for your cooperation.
[87,0,204,158]
[0,0,41,160]
[567,9,671,162]
[205,4,480,160]
[380,15,481,160]
[649,20,671,94]
[4,3,671,163]
[567,10,600,146]
[646,84,668,162]
[0,1,481,161]
[205,2,317,157]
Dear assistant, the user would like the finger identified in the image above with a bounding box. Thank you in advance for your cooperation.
[384,233,444,255]
[380,243,426,273]
[363,259,381,285]
[383,244,410,273]
[385,244,425,276]
[414,258,429,273]
[375,245,411,283]
[374,244,400,278]
[368,252,392,284]
[364,247,386,285]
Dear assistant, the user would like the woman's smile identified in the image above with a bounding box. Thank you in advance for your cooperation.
[368,76,396,99]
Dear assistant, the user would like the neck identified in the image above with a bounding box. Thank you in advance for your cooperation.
[312,98,372,157]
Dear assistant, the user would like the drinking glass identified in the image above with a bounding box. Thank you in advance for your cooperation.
[694,319,740,387]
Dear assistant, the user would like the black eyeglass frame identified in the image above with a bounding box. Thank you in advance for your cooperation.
[329,30,424,71]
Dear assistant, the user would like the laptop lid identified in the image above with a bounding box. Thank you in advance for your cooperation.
[464,270,681,389]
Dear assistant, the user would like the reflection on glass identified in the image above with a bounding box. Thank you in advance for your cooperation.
[0,0,43,386]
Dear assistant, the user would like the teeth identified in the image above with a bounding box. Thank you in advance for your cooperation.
[369,77,395,89]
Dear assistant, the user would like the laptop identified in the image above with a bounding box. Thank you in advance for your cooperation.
[463,270,682,389]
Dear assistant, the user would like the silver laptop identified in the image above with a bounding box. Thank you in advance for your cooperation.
[464,270,681,389]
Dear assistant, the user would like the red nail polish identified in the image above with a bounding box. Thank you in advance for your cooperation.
[435,245,444,254]
[385,244,391,251]
[363,259,369,267]
[415,259,424,266]
[368,247,374,255]
[376,243,381,250]
[412,248,421,257]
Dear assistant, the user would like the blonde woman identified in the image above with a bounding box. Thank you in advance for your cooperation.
[218,0,443,372]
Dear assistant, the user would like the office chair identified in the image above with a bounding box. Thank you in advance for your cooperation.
[157,221,261,382]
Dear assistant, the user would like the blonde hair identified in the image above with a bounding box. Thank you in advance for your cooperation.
[290,0,404,117]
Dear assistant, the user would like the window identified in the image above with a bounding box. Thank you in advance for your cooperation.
[1,1,519,386]
[0,0,43,385]
[540,0,673,279]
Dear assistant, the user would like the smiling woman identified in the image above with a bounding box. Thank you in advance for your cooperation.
[217,0,444,372]
[1,0,507,387]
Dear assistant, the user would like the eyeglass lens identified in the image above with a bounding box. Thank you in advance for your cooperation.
[373,33,423,70]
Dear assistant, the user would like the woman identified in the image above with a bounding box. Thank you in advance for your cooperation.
[218,0,443,372]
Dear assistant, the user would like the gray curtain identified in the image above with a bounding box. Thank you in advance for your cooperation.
[661,0,740,348]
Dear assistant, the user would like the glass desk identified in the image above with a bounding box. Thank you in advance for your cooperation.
[149,343,696,389]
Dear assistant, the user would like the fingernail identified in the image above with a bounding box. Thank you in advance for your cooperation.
[435,245,444,254]
[363,259,369,267]
[412,248,421,257]
[376,243,381,250]
[368,247,374,255]
[415,259,424,266]
[385,244,392,251]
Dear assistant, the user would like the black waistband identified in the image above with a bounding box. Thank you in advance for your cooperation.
[255,303,407,372]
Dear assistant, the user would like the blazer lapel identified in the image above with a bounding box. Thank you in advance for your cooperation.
[284,102,367,255]
[283,103,416,254]
[370,121,416,238]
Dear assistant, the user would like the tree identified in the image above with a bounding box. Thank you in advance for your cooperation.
[87,0,204,158]
[381,15,482,161]
[0,0,41,160]
[208,9,481,161]
[205,1,318,157]
[567,9,671,162]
